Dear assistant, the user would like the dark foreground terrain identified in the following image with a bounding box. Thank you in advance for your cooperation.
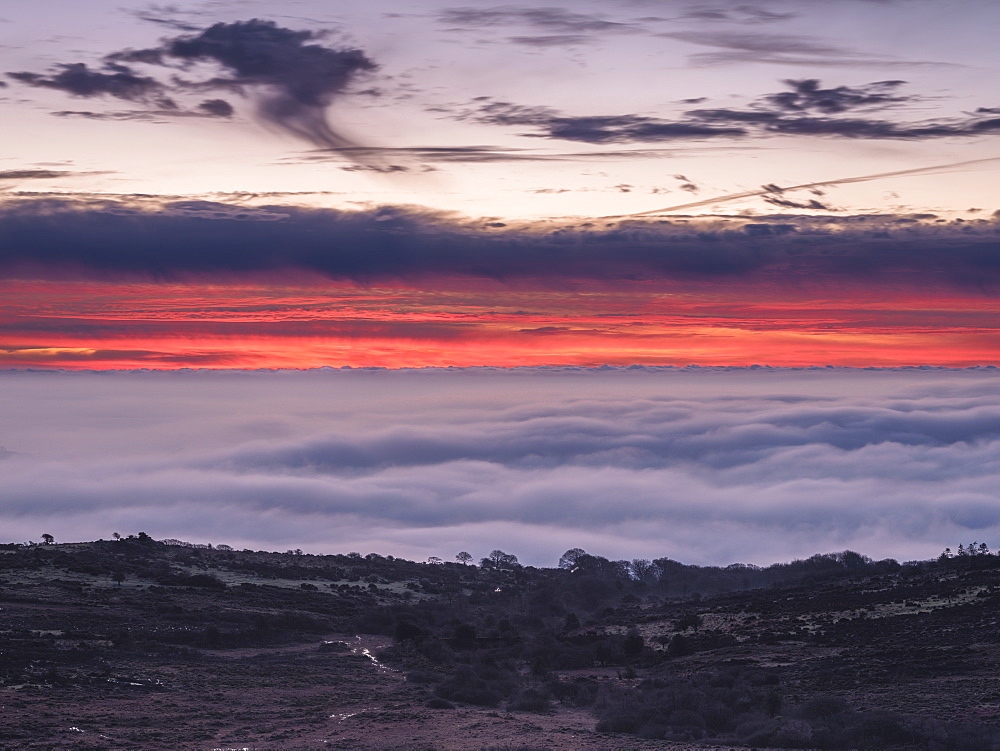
[3,537,1000,750]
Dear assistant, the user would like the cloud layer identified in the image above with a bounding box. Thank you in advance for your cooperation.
[2,368,999,566]
[1,196,998,286]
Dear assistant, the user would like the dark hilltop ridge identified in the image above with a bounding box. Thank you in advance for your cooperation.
[3,536,1000,750]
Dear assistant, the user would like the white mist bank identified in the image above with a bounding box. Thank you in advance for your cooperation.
[1,367,998,567]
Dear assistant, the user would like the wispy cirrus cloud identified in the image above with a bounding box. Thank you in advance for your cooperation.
[438,6,640,46]
[674,5,796,25]
[659,29,942,68]
[440,6,633,33]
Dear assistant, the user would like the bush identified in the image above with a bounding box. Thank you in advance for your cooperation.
[796,695,850,720]
[508,688,551,713]
[667,633,693,657]
[425,697,455,709]
[595,668,781,742]
[394,620,426,643]
[622,628,644,657]
[545,677,600,707]
[434,664,519,707]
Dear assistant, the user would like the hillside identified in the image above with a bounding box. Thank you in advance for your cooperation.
[2,537,999,750]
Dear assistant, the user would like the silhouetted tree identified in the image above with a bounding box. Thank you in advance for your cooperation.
[559,548,587,569]
[41,533,54,545]
[630,558,654,581]
[455,551,473,565]
[482,550,519,570]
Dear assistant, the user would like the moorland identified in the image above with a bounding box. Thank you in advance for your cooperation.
[3,535,1000,750]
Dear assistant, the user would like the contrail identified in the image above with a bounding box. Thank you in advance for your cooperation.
[606,157,1000,217]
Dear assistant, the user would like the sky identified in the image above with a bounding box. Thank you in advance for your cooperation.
[1,0,999,369]
[1,1,999,563]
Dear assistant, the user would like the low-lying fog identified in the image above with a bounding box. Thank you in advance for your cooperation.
[2,367,998,567]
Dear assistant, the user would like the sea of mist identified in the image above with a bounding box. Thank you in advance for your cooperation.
[2,366,998,567]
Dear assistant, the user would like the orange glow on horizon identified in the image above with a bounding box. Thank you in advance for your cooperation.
[2,279,998,369]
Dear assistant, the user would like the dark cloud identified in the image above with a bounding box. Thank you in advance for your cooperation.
[340,163,412,173]
[52,107,230,122]
[458,79,1000,144]
[755,117,1000,139]
[284,144,715,165]
[0,317,472,343]
[762,192,836,211]
[1,196,999,286]
[7,63,166,101]
[8,20,380,164]
[127,5,204,32]
[761,194,833,211]
[2,370,999,565]
[763,78,908,114]
[5,43,233,123]
[518,325,572,334]
[674,175,699,193]
[0,169,109,180]
[197,98,234,117]
[294,144,558,164]
[506,34,591,47]
[687,101,1000,139]
[462,99,745,143]
[51,109,171,121]
[113,19,377,155]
